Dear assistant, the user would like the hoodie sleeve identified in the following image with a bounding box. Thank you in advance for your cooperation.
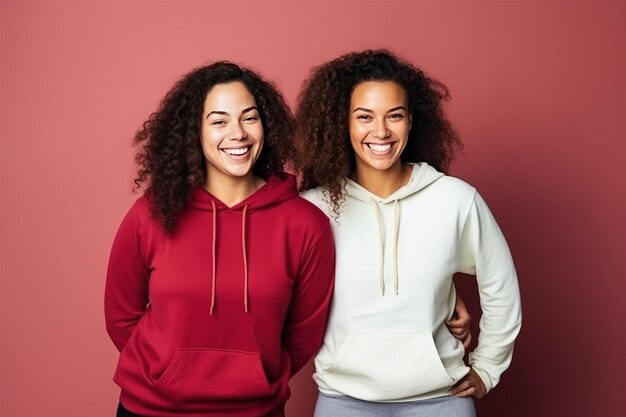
[458,191,522,393]
[104,202,150,352]
[282,224,335,376]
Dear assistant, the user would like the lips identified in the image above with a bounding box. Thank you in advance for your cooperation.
[367,143,392,152]
[365,142,395,155]
[221,146,251,156]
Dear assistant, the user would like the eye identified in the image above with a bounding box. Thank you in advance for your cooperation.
[388,113,404,120]
[356,114,372,121]
[243,115,259,123]
[211,120,226,126]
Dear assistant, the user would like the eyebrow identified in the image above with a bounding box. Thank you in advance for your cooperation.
[352,106,407,114]
[206,106,259,119]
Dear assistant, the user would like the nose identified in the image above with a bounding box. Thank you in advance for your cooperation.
[229,122,248,140]
[372,119,390,139]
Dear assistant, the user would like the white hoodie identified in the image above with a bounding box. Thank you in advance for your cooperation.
[301,162,521,402]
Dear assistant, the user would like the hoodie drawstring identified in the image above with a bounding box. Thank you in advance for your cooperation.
[241,205,249,313]
[370,199,386,295]
[392,200,400,295]
[369,198,401,296]
[209,202,250,315]
[210,200,217,315]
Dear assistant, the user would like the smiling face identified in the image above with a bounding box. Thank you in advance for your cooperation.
[200,81,264,183]
[349,81,411,174]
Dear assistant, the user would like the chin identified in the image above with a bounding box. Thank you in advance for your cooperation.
[231,171,254,178]
[222,166,254,178]
[366,160,397,172]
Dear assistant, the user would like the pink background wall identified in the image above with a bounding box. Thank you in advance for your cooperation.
[1,1,624,416]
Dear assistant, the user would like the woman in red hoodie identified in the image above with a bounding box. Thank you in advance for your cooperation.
[105,62,336,417]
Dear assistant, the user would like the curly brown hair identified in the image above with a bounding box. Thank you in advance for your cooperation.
[134,61,293,232]
[293,49,462,216]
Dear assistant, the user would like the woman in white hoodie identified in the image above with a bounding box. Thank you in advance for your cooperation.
[293,50,522,416]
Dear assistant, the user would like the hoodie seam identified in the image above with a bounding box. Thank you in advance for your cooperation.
[457,189,477,271]
[296,222,333,279]
[133,200,150,271]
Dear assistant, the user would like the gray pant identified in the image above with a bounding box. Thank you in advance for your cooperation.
[314,393,476,417]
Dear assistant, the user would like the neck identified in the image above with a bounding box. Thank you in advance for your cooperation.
[204,169,265,207]
[353,161,410,198]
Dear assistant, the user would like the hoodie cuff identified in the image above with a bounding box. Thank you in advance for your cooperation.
[469,364,494,393]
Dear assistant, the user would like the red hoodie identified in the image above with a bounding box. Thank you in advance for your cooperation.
[105,173,335,417]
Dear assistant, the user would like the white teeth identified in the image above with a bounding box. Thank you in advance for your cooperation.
[223,147,249,155]
[368,143,392,152]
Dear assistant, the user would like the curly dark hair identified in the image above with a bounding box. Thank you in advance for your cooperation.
[293,49,462,216]
[134,61,293,232]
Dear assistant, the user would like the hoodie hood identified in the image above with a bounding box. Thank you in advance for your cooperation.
[345,162,444,204]
[188,172,298,211]
[345,163,444,296]
[187,173,298,314]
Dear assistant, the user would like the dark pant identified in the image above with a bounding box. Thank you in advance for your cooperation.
[117,403,142,417]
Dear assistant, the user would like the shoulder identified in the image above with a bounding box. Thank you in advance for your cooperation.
[132,195,152,213]
[117,195,160,233]
[433,175,477,197]
[252,194,333,264]
[420,174,478,210]
[284,192,331,231]
[126,195,153,222]
[397,172,478,221]
[299,187,333,219]
[427,176,505,226]
[262,189,332,249]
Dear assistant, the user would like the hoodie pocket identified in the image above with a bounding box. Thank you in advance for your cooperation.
[325,332,455,401]
[153,348,271,400]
